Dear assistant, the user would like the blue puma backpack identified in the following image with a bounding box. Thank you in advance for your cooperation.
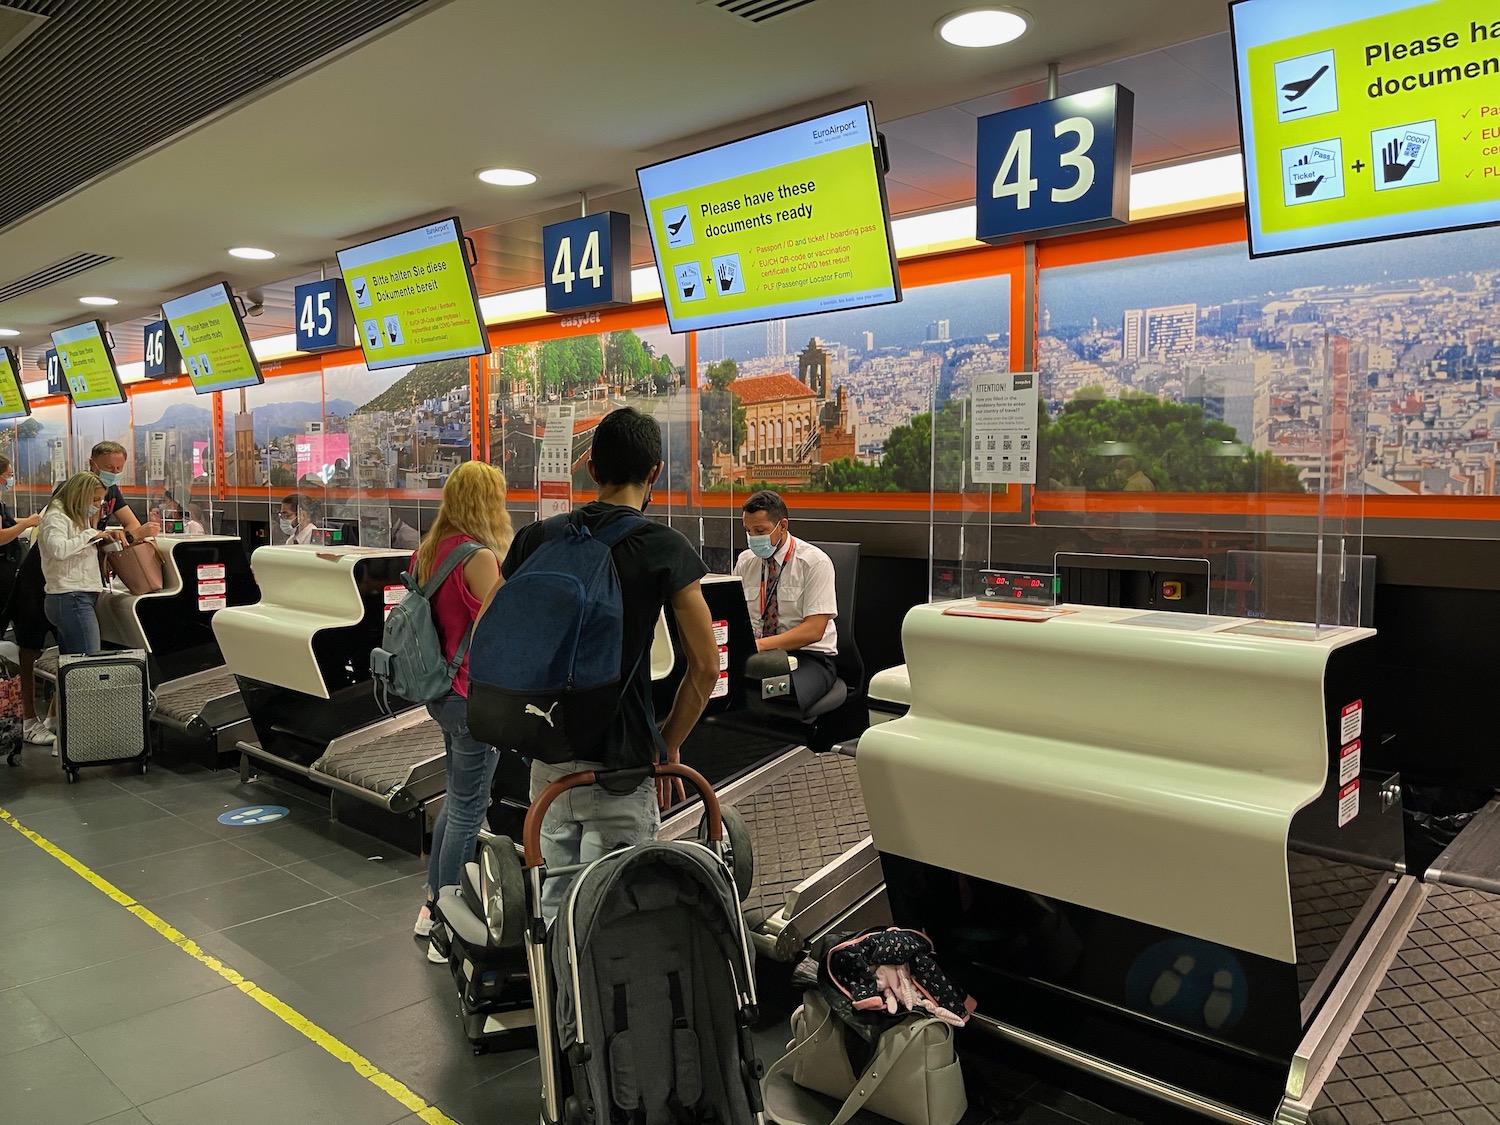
[466,511,645,763]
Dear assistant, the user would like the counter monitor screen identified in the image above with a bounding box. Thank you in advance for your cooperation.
[335,217,490,371]
[161,282,265,395]
[49,320,124,407]
[637,102,901,333]
[1230,0,1500,257]
[0,348,31,421]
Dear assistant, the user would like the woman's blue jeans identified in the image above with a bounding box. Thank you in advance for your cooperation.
[45,591,101,656]
[425,693,500,897]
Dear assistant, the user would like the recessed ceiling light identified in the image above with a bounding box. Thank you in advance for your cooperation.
[228,246,276,260]
[936,7,1030,47]
[0,328,19,337]
[79,296,118,306]
[478,167,537,187]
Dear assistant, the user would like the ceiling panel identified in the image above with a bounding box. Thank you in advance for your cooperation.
[0,3,1239,355]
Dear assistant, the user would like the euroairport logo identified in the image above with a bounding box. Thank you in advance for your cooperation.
[811,118,861,145]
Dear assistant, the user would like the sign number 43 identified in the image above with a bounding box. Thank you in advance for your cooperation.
[992,116,1096,209]
[975,85,1133,245]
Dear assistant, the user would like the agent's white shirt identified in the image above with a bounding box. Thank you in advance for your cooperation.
[733,534,837,655]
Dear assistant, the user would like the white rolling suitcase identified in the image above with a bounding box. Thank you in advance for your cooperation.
[58,650,151,782]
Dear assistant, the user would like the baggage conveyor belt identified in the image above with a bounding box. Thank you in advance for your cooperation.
[1305,882,1500,1124]
[663,745,886,961]
[239,709,447,815]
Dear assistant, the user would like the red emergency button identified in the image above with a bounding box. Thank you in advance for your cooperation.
[1161,580,1183,600]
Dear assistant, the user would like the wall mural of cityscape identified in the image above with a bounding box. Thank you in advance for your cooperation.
[2,218,1497,509]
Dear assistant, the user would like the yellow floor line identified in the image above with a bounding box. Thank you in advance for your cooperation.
[1,805,461,1125]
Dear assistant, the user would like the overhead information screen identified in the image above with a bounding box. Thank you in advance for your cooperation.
[638,103,901,333]
[1231,0,1500,257]
[50,320,124,407]
[335,217,490,370]
[0,348,31,421]
[161,282,265,394]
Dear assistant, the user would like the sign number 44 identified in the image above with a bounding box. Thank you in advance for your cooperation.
[551,230,604,294]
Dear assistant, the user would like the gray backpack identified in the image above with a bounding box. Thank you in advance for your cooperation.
[371,541,481,712]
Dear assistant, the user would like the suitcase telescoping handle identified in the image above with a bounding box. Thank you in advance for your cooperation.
[522,762,723,868]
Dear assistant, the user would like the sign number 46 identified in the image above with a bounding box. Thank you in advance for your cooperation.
[550,230,605,294]
[993,116,1096,210]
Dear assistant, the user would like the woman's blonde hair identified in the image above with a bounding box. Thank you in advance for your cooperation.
[415,461,513,583]
[49,472,104,529]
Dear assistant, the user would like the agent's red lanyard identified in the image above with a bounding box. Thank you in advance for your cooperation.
[759,535,795,617]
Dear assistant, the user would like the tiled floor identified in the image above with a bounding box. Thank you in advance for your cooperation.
[0,751,1161,1125]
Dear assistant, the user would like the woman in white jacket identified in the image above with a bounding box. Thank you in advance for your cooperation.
[39,472,127,657]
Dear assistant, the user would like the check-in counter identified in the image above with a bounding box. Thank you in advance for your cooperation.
[859,601,1404,1123]
[214,545,438,850]
[35,535,259,763]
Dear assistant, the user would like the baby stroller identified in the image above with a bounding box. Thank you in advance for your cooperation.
[1,658,24,767]
[442,762,764,1125]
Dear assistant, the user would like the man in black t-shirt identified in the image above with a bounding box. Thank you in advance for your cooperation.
[10,441,158,747]
[484,408,718,918]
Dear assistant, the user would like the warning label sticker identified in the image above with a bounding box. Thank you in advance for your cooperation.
[1338,779,1359,828]
[197,580,226,597]
[197,563,226,581]
[718,645,729,671]
[1340,700,1362,745]
[710,670,729,699]
[198,595,227,613]
[1339,739,1361,787]
[384,585,404,606]
[712,620,728,646]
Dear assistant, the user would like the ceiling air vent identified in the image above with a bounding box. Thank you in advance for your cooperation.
[698,0,821,25]
[0,252,115,305]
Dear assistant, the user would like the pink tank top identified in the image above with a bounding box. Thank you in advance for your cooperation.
[422,534,484,698]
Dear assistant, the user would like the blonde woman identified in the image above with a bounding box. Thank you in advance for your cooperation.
[411,461,513,959]
[39,472,127,658]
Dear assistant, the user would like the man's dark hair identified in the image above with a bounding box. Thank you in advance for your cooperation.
[590,407,662,486]
[742,489,788,524]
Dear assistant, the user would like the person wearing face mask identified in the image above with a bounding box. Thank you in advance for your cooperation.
[39,472,128,660]
[733,489,839,707]
[279,493,318,545]
[9,441,159,748]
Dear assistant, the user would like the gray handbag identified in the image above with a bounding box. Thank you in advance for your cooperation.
[762,989,967,1125]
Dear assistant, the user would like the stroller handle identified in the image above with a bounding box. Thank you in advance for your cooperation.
[522,762,724,868]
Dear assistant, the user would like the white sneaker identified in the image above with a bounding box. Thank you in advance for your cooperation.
[23,719,54,746]
[426,938,447,965]
[414,902,435,937]
[43,715,56,733]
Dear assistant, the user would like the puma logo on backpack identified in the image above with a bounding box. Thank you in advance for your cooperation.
[467,512,645,763]
[524,702,559,728]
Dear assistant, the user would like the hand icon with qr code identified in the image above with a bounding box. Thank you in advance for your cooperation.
[1382,139,1415,183]
[717,261,738,293]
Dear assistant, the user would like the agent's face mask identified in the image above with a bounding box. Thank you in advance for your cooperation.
[97,470,123,488]
[279,517,295,536]
[88,506,100,520]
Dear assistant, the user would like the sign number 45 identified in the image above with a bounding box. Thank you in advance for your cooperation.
[992,116,1096,209]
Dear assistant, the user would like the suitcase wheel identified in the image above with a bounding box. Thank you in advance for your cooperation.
[6,750,19,767]
[140,760,149,775]
[65,768,78,784]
